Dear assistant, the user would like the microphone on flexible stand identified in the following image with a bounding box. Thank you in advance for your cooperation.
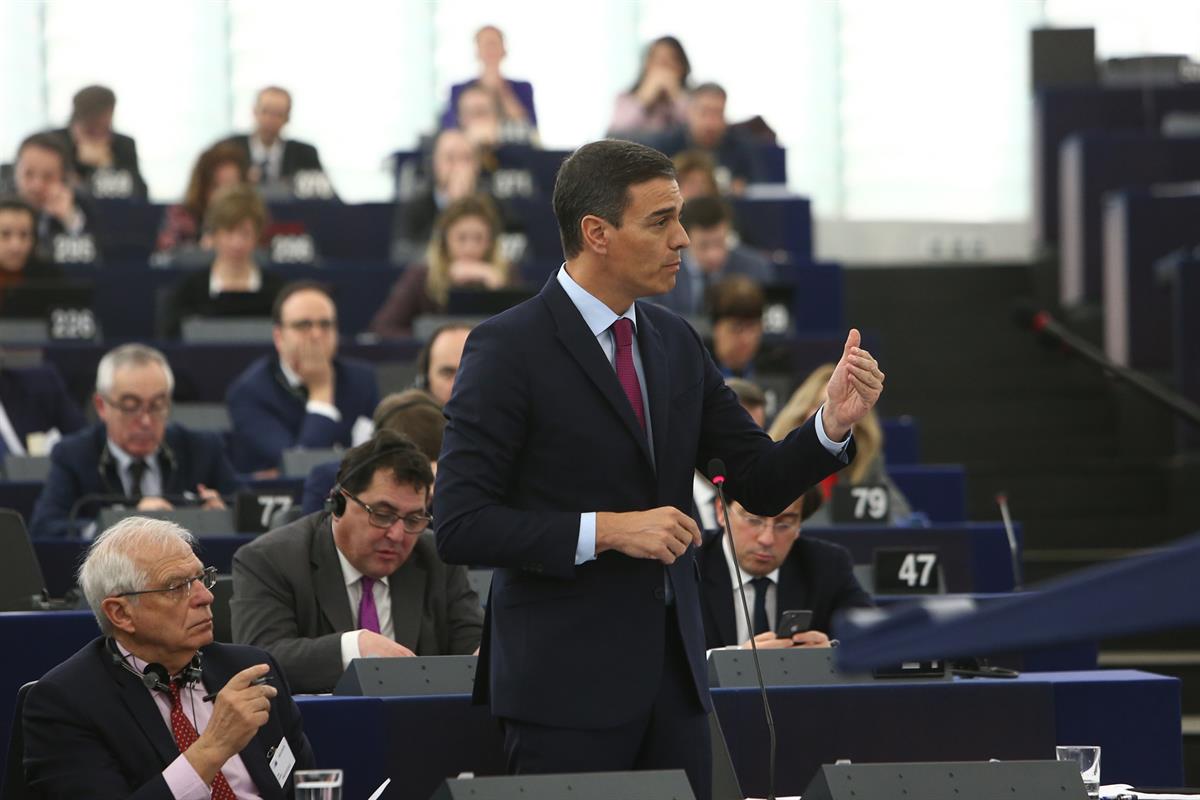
[707,458,776,800]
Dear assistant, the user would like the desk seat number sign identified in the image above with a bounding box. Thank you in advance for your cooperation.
[873,546,942,594]
[831,483,890,523]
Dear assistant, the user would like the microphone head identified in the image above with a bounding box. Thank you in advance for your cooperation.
[706,458,726,485]
[142,663,170,692]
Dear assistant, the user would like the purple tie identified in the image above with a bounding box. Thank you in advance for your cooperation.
[611,318,646,432]
[358,576,381,634]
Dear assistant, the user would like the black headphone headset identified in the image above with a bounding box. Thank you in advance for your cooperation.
[323,437,421,518]
[106,636,202,693]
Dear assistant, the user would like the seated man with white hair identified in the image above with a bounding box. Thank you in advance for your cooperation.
[22,516,315,798]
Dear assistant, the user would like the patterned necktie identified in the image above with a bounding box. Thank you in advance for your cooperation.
[611,318,646,431]
[358,576,381,634]
[128,459,147,501]
[750,576,773,636]
[167,682,236,800]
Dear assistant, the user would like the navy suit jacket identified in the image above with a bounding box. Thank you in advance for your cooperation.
[28,422,239,539]
[650,245,775,316]
[0,365,85,450]
[221,134,325,179]
[22,637,314,800]
[697,530,873,648]
[226,355,379,473]
[301,461,339,514]
[434,274,853,729]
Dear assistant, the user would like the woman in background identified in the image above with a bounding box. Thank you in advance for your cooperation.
[608,36,691,138]
[155,141,250,255]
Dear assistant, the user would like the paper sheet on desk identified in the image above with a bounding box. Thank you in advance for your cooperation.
[1103,785,1198,799]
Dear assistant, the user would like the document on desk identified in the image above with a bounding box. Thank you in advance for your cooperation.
[1103,785,1198,799]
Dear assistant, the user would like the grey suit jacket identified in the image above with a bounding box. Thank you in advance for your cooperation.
[230,511,483,693]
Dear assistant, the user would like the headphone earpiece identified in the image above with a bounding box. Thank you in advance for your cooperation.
[324,487,347,518]
[107,636,202,693]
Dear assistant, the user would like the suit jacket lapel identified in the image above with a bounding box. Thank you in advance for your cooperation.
[312,516,355,634]
[200,651,283,799]
[105,655,179,769]
[634,304,669,478]
[541,278,654,468]
[389,554,427,651]
[702,537,738,647]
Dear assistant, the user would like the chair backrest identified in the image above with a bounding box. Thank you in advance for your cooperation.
[181,317,274,344]
[2,455,51,483]
[3,681,36,800]
[94,507,235,537]
[171,403,232,432]
[374,362,419,396]
[0,511,47,611]
[0,321,49,346]
[281,447,343,478]
[211,574,234,643]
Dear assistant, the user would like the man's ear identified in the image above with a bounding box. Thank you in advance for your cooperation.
[580,214,609,256]
[102,597,136,636]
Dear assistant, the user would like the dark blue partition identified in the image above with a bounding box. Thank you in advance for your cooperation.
[888,464,966,522]
[731,196,811,260]
[880,416,920,465]
[1171,259,1200,450]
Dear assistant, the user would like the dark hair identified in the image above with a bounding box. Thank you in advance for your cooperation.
[417,322,473,387]
[631,36,691,93]
[183,142,250,221]
[709,275,764,323]
[691,82,727,101]
[0,196,37,224]
[16,133,70,174]
[204,183,267,233]
[271,280,335,325]
[335,429,434,496]
[70,85,117,123]
[256,86,292,109]
[725,377,765,410]
[372,389,446,462]
[800,485,824,521]
[680,195,731,232]
[552,139,677,259]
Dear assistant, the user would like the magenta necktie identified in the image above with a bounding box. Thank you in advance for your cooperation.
[611,318,646,431]
[358,576,381,633]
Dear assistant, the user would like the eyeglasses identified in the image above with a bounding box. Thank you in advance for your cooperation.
[103,395,171,419]
[281,318,336,333]
[114,566,218,600]
[342,490,433,534]
[732,506,801,535]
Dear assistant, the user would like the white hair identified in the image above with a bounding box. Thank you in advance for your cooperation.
[95,344,175,397]
[78,516,196,635]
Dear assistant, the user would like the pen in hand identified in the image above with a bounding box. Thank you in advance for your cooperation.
[203,675,273,703]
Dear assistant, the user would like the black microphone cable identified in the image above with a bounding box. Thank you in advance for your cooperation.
[707,458,776,800]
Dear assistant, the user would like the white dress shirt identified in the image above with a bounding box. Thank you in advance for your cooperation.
[335,545,395,668]
[722,533,781,645]
[107,439,164,498]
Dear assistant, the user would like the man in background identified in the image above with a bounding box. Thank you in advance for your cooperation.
[222,86,325,188]
[50,85,148,199]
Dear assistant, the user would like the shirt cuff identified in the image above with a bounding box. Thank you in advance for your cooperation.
[813,403,851,457]
[305,400,341,422]
[340,630,363,669]
[575,512,597,565]
[162,753,212,800]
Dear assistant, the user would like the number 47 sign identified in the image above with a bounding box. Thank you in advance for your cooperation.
[872,548,943,595]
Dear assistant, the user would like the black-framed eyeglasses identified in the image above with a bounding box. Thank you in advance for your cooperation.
[102,395,171,419]
[342,490,432,534]
[114,566,218,600]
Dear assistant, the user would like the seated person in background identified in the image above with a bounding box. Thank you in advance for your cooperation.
[158,184,285,338]
[392,127,488,264]
[418,322,472,404]
[227,280,379,474]
[651,195,772,315]
[0,196,65,308]
[231,431,483,694]
[726,376,767,428]
[0,360,85,458]
[222,86,326,189]
[457,82,538,149]
[13,132,97,264]
[155,141,250,255]
[302,388,445,514]
[29,344,238,539]
[371,195,513,338]
[708,275,783,379]
[23,516,314,798]
[655,82,759,195]
[49,85,148,200]
[673,149,721,201]
[769,363,912,525]
[691,376,768,532]
[608,35,691,138]
[441,25,537,131]
[698,486,873,650]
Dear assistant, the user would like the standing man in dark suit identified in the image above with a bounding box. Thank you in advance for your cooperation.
[0,361,85,458]
[226,280,379,474]
[434,139,886,799]
[28,344,238,538]
[23,515,315,798]
[50,84,149,200]
[231,432,482,693]
[222,86,326,190]
[698,487,873,650]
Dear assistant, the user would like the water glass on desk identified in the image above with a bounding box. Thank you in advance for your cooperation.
[294,769,343,800]
[1056,745,1100,798]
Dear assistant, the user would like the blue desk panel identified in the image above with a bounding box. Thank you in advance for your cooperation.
[887,463,966,523]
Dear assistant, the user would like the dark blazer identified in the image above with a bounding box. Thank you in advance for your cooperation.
[22,637,314,800]
[50,127,148,200]
[157,267,286,339]
[697,530,873,648]
[230,511,483,693]
[441,78,537,129]
[434,274,853,729]
[0,364,85,449]
[221,134,325,179]
[650,245,776,316]
[225,355,380,473]
[28,422,240,539]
